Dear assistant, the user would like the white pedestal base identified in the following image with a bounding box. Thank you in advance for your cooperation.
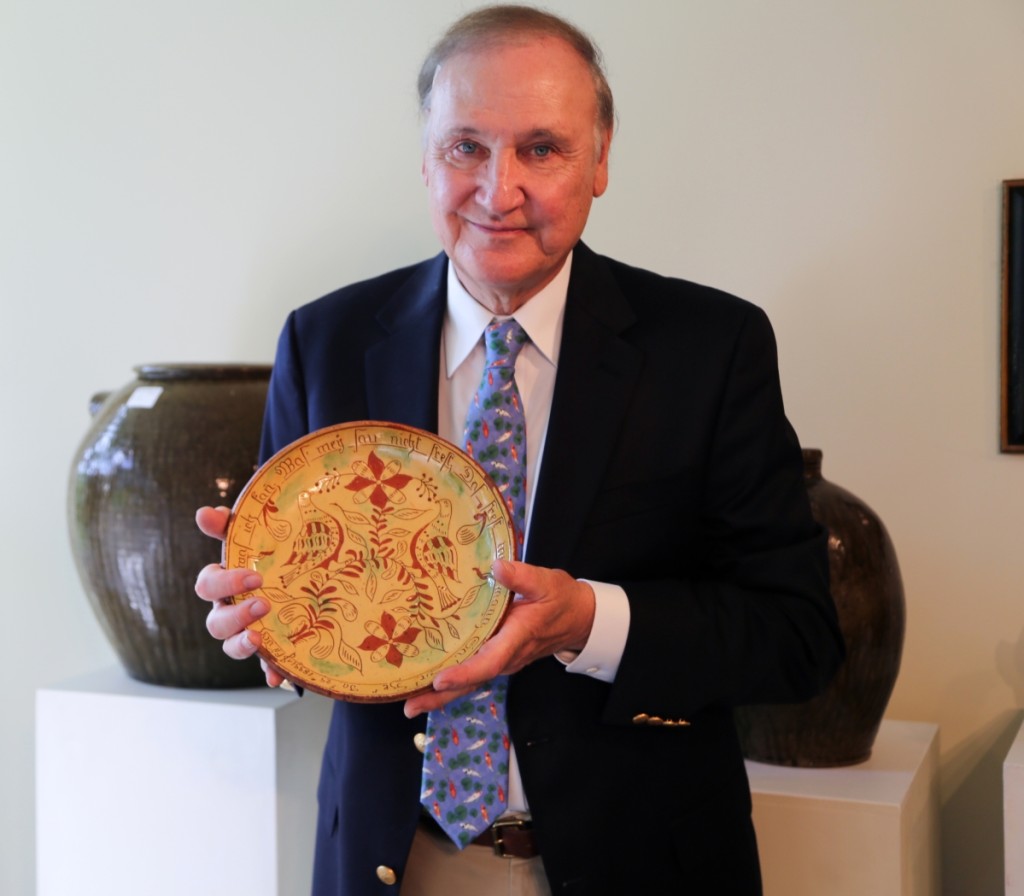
[36,667,334,896]
[37,673,940,896]
[1005,716,1024,895]
[747,719,940,896]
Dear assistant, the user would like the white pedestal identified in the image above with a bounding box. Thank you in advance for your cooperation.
[1005,717,1024,895]
[36,667,334,896]
[747,719,940,896]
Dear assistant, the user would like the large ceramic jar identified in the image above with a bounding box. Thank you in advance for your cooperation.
[68,364,271,688]
[734,449,906,766]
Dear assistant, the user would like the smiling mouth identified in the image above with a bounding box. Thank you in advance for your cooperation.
[469,221,528,236]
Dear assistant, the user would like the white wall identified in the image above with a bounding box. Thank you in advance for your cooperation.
[3,1,1023,893]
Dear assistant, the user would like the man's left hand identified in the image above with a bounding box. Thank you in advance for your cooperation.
[403,559,596,717]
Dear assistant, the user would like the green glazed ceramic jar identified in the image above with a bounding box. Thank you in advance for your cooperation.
[68,364,271,688]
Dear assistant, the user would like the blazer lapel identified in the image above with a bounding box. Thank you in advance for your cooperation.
[526,245,642,570]
[364,253,448,432]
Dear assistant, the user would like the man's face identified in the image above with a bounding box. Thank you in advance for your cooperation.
[422,36,611,312]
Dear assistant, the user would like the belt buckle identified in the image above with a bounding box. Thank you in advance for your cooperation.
[489,815,530,858]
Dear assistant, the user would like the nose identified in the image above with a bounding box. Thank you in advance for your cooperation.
[477,150,524,216]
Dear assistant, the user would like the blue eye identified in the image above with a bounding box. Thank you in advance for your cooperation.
[456,141,478,154]
[532,145,552,157]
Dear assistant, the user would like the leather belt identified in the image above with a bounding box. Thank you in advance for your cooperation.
[469,816,539,859]
[421,813,540,859]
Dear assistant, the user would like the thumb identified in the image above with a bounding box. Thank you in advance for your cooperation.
[492,558,526,594]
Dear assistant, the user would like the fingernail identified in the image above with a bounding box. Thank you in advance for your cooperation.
[250,599,269,619]
[243,573,262,590]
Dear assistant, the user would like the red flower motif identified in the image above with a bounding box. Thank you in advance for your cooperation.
[345,451,413,509]
[359,611,421,668]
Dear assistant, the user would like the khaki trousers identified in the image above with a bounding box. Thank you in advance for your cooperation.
[400,823,552,896]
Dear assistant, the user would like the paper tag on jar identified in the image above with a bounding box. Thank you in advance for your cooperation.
[126,386,163,409]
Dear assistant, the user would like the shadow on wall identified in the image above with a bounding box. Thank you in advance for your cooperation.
[996,625,1024,707]
[940,707,1023,896]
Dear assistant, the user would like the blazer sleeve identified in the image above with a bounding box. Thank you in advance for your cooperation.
[601,304,844,724]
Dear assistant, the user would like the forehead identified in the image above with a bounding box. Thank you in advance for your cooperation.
[425,36,598,136]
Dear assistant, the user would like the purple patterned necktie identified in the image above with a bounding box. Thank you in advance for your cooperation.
[419,317,528,847]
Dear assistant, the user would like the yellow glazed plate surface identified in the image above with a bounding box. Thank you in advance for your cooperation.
[224,422,515,701]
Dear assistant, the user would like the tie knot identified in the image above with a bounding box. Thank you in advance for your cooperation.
[483,318,528,368]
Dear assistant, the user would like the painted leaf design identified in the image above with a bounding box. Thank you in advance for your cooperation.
[392,508,429,521]
[280,603,312,625]
[458,584,483,610]
[423,627,445,652]
[343,509,372,527]
[455,524,479,545]
[266,516,293,543]
[347,529,369,551]
[338,639,363,672]
[311,634,335,659]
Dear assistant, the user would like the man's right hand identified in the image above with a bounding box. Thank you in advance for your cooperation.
[194,505,286,688]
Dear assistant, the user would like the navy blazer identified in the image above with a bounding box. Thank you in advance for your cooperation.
[259,243,844,895]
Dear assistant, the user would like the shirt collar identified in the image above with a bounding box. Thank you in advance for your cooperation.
[443,253,572,376]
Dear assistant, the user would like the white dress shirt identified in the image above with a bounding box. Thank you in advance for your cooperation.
[437,253,630,812]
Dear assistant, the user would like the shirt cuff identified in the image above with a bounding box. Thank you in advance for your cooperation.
[554,580,629,683]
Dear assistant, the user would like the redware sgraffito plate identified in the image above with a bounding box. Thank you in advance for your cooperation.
[224,421,516,702]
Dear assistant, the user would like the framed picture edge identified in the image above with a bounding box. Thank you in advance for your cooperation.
[1000,179,1024,453]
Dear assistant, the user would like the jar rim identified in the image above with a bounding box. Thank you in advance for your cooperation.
[134,363,272,382]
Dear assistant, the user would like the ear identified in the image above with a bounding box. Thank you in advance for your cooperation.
[592,128,612,198]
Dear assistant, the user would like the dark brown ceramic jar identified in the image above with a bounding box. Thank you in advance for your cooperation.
[735,448,906,766]
[67,364,271,688]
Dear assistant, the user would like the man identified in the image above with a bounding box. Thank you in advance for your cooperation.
[195,6,844,894]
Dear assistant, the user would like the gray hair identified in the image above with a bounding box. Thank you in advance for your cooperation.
[417,4,615,135]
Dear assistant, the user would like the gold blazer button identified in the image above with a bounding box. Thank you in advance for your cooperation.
[376,865,398,886]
